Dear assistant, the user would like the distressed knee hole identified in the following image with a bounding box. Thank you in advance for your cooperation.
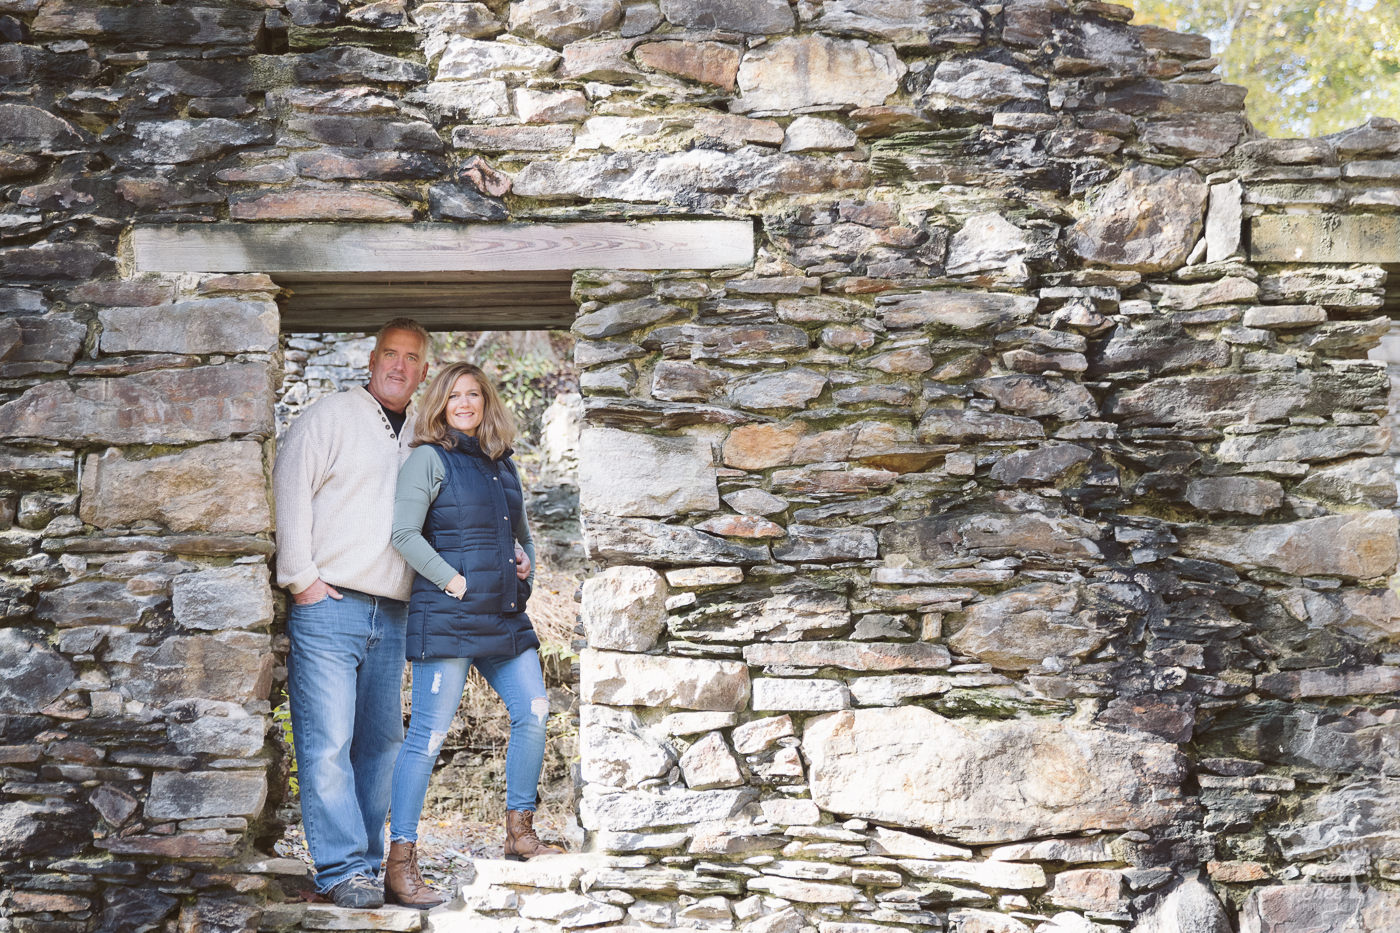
[427,730,448,755]
[430,671,442,694]
[530,695,550,726]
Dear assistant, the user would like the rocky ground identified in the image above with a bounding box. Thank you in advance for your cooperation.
[274,806,579,898]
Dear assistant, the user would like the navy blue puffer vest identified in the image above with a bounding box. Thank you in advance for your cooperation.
[406,433,538,660]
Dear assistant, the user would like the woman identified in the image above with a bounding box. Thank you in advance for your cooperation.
[385,361,564,909]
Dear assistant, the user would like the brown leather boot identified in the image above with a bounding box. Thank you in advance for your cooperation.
[504,809,565,861]
[385,840,446,909]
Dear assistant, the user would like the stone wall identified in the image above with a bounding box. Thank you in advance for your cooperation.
[277,332,376,437]
[3,0,1400,931]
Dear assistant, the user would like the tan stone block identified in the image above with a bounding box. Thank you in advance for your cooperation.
[771,466,898,495]
[744,641,950,672]
[514,87,588,123]
[581,649,750,711]
[679,731,744,789]
[451,123,574,151]
[664,566,744,588]
[746,876,859,904]
[561,37,640,80]
[948,583,1105,671]
[804,708,1189,843]
[581,565,667,652]
[736,36,902,113]
[1180,510,1399,580]
[579,427,718,517]
[1251,213,1400,263]
[80,442,270,534]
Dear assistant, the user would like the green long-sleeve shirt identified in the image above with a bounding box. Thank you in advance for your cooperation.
[391,444,536,592]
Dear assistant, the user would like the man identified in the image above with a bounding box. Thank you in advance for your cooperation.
[273,318,431,908]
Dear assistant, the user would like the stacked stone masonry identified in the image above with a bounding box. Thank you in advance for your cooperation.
[3,0,1400,931]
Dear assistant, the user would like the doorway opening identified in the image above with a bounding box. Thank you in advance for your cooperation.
[271,321,585,876]
[127,216,756,883]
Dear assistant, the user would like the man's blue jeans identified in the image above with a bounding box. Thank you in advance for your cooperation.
[389,648,548,843]
[287,588,407,892]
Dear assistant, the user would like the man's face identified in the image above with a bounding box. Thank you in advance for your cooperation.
[366,328,428,412]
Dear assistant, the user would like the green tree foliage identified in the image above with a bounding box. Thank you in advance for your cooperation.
[1130,0,1400,137]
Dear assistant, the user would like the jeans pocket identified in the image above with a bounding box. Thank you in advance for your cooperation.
[293,591,331,610]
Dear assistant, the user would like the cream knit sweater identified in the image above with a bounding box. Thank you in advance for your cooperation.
[273,385,417,601]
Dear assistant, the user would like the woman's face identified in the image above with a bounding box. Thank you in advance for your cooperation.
[446,373,485,436]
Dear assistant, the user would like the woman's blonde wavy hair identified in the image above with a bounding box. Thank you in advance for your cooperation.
[411,361,517,460]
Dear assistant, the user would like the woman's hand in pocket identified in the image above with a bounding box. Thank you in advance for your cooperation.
[444,574,467,600]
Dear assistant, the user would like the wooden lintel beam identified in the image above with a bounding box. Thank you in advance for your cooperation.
[129,220,755,274]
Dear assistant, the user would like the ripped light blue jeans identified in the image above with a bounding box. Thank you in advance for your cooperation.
[388,648,548,842]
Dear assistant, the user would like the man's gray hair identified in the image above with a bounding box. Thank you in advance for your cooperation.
[374,317,430,355]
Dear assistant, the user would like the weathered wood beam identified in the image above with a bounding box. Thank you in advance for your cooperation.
[278,303,581,333]
[129,220,755,274]
[274,273,579,331]
[1251,214,1400,263]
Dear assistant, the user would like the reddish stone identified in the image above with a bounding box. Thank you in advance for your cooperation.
[635,41,741,90]
[67,281,176,306]
[849,106,931,138]
[229,189,414,221]
[1046,868,1126,913]
[1208,860,1272,883]
[45,740,101,764]
[786,427,852,465]
[0,745,41,764]
[0,152,45,181]
[771,467,898,494]
[10,892,91,912]
[197,274,278,294]
[694,515,786,539]
[115,176,222,211]
[99,832,241,859]
[722,422,807,469]
[461,155,511,196]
